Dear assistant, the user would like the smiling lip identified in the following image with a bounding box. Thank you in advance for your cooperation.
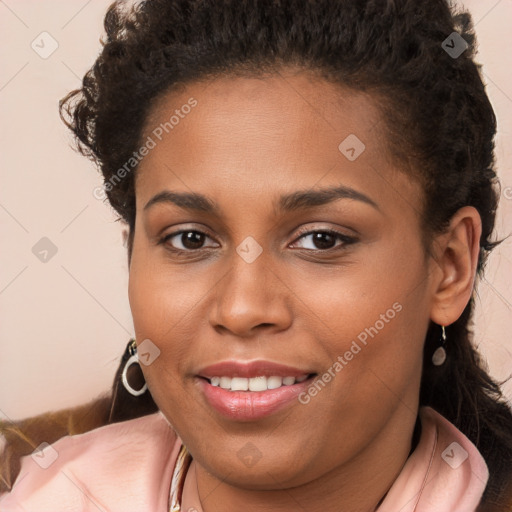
[197,377,315,421]
[197,360,313,379]
[196,360,316,421]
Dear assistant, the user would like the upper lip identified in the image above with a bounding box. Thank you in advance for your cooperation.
[197,360,315,379]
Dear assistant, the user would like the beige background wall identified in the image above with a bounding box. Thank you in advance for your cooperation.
[0,0,511,422]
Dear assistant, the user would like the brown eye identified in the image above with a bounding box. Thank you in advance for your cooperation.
[160,230,217,251]
[180,231,206,250]
[292,229,357,251]
[310,232,337,250]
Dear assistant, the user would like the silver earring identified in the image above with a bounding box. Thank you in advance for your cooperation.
[121,339,148,396]
[432,325,447,366]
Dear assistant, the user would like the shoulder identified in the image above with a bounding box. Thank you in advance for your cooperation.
[0,411,182,512]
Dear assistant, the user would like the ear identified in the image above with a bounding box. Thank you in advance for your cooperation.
[429,206,482,326]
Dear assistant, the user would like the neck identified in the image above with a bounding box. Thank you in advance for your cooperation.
[193,404,419,512]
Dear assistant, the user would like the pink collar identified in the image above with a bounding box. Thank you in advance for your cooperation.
[375,406,489,511]
[0,406,488,512]
[179,407,489,512]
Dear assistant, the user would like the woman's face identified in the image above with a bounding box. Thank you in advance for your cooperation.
[128,69,436,488]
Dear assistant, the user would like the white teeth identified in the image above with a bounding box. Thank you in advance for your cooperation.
[231,377,249,391]
[219,376,231,389]
[267,376,283,389]
[208,375,310,391]
[249,376,267,391]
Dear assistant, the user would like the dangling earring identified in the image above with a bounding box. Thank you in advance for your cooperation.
[121,338,148,396]
[432,325,447,366]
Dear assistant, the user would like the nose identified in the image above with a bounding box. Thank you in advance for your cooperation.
[209,247,293,338]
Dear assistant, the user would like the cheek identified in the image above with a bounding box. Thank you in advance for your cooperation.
[127,246,213,409]
[128,247,205,340]
[297,277,425,404]
[296,238,429,406]
[294,279,427,469]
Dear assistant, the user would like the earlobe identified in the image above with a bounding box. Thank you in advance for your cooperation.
[429,206,482,326]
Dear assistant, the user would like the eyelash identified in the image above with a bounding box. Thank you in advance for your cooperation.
[158,227,358,255]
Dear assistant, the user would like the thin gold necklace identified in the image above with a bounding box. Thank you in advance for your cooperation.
[169,444,193,512]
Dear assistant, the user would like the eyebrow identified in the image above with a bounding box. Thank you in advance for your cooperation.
[143,185,380,214]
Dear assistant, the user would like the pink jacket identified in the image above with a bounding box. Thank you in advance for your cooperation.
[0,406,489,511]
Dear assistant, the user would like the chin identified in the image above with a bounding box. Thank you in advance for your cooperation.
[194,442,319,489]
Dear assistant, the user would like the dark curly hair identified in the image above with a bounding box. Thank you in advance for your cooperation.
[4,0,512,509]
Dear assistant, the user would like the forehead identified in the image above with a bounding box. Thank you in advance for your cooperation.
[141,68,385,154]
[135,69,421,216]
